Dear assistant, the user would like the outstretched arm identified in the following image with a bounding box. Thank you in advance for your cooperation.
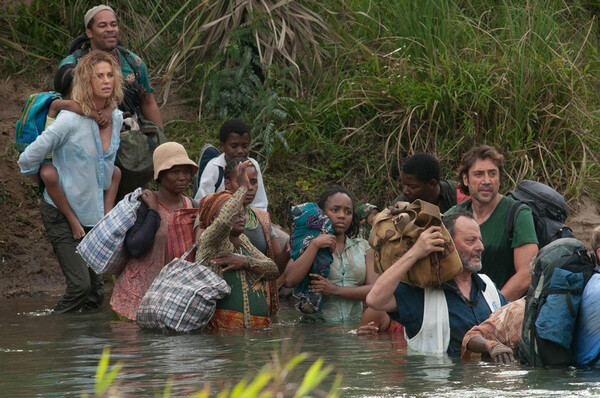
[366,226,445,312]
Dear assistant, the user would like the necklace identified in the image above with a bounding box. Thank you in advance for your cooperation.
[245,207,258,229]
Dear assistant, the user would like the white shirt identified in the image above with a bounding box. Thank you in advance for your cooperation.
[193,153,268,211]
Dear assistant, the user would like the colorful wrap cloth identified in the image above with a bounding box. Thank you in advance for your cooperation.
[289,202,333,314]
[356,203,378,240]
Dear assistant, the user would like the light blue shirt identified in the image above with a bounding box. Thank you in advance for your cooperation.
[18,109,123,227]
[575,273,600,365]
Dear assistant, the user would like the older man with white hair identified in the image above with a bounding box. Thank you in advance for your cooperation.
[366,209,507,355]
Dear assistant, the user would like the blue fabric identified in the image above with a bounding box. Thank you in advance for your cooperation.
[576,274,600,365]
[15,91,61,153]
[289,202,333,313]
[393,273,508,355]
[536,268,583,349]
[18,109,123,227]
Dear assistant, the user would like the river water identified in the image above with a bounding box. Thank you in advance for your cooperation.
[1,293,600,397]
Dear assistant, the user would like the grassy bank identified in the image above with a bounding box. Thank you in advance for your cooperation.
[3,0,600,226]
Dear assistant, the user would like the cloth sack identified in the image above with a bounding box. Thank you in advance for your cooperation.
[77,187,143,275]
[136,245,231,332]
[368,199,462,287]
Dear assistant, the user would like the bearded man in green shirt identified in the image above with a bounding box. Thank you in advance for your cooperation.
[445,146,538,301]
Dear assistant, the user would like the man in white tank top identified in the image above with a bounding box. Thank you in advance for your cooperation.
[366,209,507,355]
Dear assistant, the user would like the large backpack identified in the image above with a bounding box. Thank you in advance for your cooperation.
[506,180,574,248]
[518,237,595,367]
[15,91,61,153]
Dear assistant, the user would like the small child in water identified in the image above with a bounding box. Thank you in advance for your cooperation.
[37,63,120,238]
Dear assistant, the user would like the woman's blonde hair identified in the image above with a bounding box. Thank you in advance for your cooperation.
[71,50,123,116]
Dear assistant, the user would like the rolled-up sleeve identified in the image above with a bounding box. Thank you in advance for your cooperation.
[18,113,69,174]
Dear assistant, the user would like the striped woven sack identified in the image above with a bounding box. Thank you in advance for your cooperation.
[136,245,231,333]
[77,187,143,275]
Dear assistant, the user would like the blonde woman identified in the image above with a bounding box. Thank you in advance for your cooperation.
[18,50,124,313]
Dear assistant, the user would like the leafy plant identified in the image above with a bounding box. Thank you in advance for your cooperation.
[82,348,341,397]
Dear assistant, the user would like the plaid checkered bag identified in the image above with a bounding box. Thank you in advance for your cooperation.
[77,188,143,275]
[136,245,231,332]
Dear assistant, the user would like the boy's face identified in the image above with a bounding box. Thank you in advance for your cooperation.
[221,133,250,162]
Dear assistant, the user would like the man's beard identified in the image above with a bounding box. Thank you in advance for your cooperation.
[460,251,482,273]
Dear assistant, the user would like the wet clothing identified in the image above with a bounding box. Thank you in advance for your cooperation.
[445,196,538,288]
[575,274,600,365]
[41,201,103,313]
[305,238,371,323]
[393,273,507,354]
[110,196,196,321]
[18,109,123,227]
[392,180,468,213]
[461,298,525,360]
[194,154,268,211]
[196,187,279,329]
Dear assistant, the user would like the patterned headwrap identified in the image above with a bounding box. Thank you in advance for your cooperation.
[356,203,379,240]
[197,190,233,230]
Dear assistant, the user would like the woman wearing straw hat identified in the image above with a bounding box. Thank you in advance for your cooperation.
[110,142,199,321]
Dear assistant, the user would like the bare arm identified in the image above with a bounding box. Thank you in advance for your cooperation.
[366,227,445,312]
[308,249,377,301]
[140,93,163,129]
[500,243,538,301]
[48,99,83,118]
[283,234,336,287]
[465,336,515,365]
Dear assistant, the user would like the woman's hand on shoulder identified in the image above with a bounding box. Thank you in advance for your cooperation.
[211,253,249,272]
[309,234,336,251]
[140,189,159,211]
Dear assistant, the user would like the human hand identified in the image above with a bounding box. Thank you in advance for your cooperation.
[235,160,253,189]
[211,253,249,272]
[309,273,338,295]
[411,226,445,259]
[140,189,159,211]
[356,321,380,336]
[486,341,515,365]
[94,107,111,129]
[310,234,337,251]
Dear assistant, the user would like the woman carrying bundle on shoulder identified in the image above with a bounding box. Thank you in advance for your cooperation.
[195,160,280,329]
[284,186,378,323]
[110,142,199,321]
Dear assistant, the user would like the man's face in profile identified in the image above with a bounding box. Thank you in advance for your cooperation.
[86,10,119,52]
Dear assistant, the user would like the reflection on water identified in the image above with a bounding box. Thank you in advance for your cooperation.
[1,294,600,397]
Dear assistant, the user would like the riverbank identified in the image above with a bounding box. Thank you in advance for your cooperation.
[2,74,600,298]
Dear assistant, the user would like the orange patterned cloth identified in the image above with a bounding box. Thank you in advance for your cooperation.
[111,196,196,321]
[207,309,270,329]
[461,298,525,360]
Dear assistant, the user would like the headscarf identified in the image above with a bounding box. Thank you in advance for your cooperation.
[289,202,333,314]
[356,203,379,240]
[197,190,233,230]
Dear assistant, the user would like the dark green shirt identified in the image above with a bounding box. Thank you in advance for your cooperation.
[445,196,538,288]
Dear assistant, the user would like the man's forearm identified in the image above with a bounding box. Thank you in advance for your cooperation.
[366,250,419,311]
[140,93,163,129]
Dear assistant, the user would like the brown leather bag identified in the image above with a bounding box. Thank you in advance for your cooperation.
[368,200,462,287]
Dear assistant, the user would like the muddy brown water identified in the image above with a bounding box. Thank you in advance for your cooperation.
[1,294,600,397]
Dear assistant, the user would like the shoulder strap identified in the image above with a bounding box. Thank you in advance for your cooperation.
[215,166,224,192]
[117,46,139,73]
[505,202,528,242]
[478,273,502,312]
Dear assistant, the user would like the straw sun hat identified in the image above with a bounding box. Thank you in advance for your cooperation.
[152,142,198,180]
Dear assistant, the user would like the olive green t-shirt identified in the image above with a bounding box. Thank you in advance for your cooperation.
[445,196,538,288]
